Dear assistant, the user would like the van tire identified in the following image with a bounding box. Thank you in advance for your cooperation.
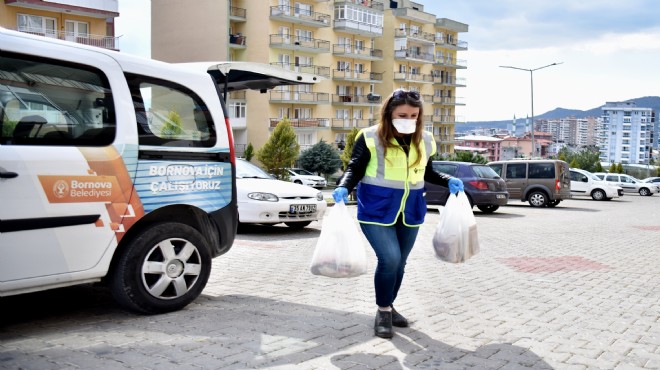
[546,200,560,207]
[110,222,212,314]
[591,189,606,201]
[528,191,548,207]
[285,221,312,229]
[476,205,499,214]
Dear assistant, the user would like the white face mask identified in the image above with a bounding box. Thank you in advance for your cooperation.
[392,119,417,134]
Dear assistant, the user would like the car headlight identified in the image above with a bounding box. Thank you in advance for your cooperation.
[248,192,279,202]
[316,192,324,201]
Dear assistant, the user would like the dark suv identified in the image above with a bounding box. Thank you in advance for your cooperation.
[425,161,509,213]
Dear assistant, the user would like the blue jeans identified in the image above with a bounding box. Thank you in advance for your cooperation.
[360,217,420,308]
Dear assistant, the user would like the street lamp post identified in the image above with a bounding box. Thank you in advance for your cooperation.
[500,62,563,158]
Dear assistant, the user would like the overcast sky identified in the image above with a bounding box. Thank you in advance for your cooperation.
[116,0,660,122]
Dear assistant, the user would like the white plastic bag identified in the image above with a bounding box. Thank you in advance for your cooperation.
[310,201,367,278]
[432,191,480,263]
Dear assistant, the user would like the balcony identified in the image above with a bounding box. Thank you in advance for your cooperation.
[270,6,331,27]
[269,118,330,128]
[269,90,330,104]
[433,76,467,87]
[334,0,384,11]
[436,37,468,51]
[228,91,246,100]
[332,69,383,83]
[331,118,377,129]
[332,94,382,106]
[270,62,331,78]
[230,7,247,22]
[15,28,119,50]
[391,7,436,24]
[394,49,435,63]
[432,115,460,124]
[432,96,466,106]
[434,57,468,69]
[333,19,383,37]
[332,44,383,61]
[269,34,331,53]
[437,135,456,144]
[393,72,434,84]
[229,34,246,48]
[394,28,436,44]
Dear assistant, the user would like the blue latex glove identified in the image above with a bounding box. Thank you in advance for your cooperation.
[333,187,349,203]
[448,177,464,194]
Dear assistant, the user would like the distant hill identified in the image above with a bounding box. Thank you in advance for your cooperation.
[457,96,660,133]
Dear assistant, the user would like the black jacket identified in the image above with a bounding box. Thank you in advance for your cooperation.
[337,134,452,192]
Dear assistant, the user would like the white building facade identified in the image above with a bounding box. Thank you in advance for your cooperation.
[599,101,654,165]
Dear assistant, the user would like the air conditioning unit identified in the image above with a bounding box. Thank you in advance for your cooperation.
[367,93,381,102]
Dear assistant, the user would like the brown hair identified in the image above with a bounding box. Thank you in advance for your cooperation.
[377,89,425,168]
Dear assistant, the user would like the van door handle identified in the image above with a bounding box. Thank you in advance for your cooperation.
[0,171,18,179]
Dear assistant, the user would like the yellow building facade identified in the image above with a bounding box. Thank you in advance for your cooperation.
[157,0,468,158]
[0,0,119,50]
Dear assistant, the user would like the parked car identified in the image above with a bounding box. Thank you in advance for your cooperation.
[593,173,660,196]
[569,168,623,200]
[487,159,571,207]
[425,161,508,214]
[237,159,327,229]
[286,168,327,189]
[641,176,660,184]
[0,27,319,313]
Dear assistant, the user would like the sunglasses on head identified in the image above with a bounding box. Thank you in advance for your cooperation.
[391,89,421,101]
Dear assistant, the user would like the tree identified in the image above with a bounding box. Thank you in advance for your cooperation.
[160,110,183,137]
[244,142,254,162]
[616,162,624,174]
[609,163,617,173]
[298,140,342,178]
[569,158,579,168]
[448,151,487,164]
[256,119,299,180]
[594,162,603,172]
[340,127,360,170]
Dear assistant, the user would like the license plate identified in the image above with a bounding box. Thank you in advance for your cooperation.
[290,204,316,214]
[496,194,506,199]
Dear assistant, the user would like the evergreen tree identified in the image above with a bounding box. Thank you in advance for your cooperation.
[449,151,487,164]
[244,142,254,162]
[340,127,360,170]
[594,162,603,172]
[256,119,299,180]
[569,158,579,168]
[616,162,624,173]
[298,140,342,178]
[609,163,617,173]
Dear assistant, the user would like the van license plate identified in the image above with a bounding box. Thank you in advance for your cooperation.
[290,204,316,214]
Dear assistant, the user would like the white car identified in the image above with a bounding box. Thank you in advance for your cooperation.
[286,168,328,189]
[237,159,327,229]
[569,168,622,200]
[593,173,660,196]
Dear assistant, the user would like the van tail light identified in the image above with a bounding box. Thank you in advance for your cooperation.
[556,180,561,190]
[225,117,236,165]
[468,180,489,190]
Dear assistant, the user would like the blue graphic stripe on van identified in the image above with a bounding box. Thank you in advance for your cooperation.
[134,160,232,213]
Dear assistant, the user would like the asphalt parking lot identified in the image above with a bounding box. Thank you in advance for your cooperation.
[1,194,659,369]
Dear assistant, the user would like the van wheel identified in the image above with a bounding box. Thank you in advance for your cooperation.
[591,189,606,201]
[110,222,211,314]
[476,205,499,214]
[639,188,651,196]
[546,200,560,207]
[285,221,312,229]
[528,191,548,207]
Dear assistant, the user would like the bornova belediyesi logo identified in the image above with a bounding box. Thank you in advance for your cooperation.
[53,179,69,199]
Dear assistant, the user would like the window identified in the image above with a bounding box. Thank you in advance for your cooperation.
[229,102,246,119]
[606,175,618,182]
[0,52,115,146]
[506,163,527,179]
[17,14,56,38]
[432,163,457,176]
[126,74,216,147]
[65,20,89,39]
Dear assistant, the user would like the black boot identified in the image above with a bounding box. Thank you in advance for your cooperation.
[374,310,393,338]
[391,306,409,328]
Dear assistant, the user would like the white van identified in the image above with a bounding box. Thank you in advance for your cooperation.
[569,168,623,200]
[0,28,319,313]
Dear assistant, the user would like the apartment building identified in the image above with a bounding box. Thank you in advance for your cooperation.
[454,135,502,162]
[536,116,601,148]
[599,101,654,165]
[0,0,120,50]
[152,0,468,157]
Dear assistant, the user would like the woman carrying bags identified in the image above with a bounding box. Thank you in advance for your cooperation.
[333,89,464,339]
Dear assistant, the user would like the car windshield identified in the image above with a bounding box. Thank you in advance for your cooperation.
[585,172,602,181]
[471,165,500,179]
[290,168,314,176]
[236,160,271,179]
